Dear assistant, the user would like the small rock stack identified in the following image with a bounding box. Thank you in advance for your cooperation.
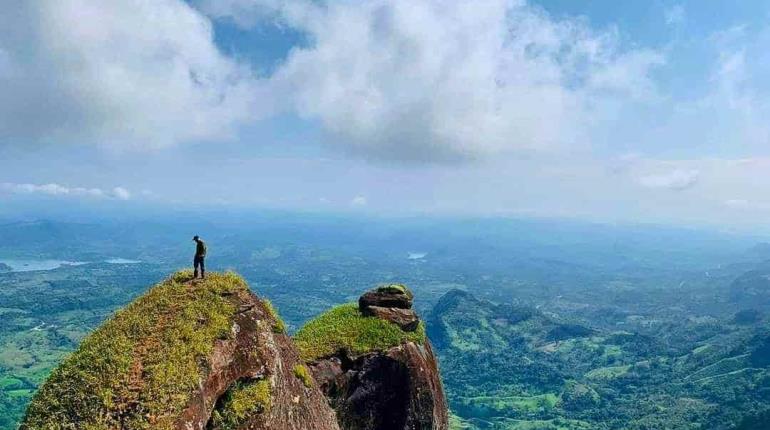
[358,284,420,332]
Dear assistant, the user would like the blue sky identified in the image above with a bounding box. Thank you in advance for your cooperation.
[1,0,770,229]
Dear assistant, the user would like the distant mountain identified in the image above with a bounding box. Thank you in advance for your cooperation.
[730,270,770,308]
[429,289,770,430]
[746,242,770,261]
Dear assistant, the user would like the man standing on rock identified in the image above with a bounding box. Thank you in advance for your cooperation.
[192,235,207,279]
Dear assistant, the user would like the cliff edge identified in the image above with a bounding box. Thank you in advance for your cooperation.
[21,271,339,430]
[20,273,448,430]
[296,284,449,430]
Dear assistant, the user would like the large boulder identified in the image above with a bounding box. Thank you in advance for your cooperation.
[362,306,420,332]
[310,342,448,430]
[359,284,414,310]
[296,285,449,430]
[21,271,339,430]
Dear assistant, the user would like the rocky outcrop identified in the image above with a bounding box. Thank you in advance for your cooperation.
[307,285,449,430]
[359,284,414,310]
[362,306,420,331]
[21,271,339,430]
[22,274,448,430]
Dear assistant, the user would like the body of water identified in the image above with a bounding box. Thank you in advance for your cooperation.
[0,258,142,272]
[105,258,141,264]
[0,259,88,272]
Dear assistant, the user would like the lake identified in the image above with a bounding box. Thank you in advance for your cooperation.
[0,259,88,272]
[0,258,142,272]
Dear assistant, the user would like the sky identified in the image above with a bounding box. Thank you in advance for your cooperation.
[1,0,770,229]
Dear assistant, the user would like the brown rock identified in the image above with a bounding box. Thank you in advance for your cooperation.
[362,306,420,332]
[309,340,448,430]
[21,273,340,430]
[359,285,413,310]
[180,290,340,430]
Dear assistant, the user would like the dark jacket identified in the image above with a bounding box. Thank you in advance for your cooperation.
[195,240,207,258]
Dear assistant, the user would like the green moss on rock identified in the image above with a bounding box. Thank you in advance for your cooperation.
[209,379,271,430]
[294,303,426,362]
[21,271,249,430]
[263,299,286,334]
[377,283,413,299]
[293,364,313,388]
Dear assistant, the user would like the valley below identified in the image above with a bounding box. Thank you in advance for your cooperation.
[1,216,769,429]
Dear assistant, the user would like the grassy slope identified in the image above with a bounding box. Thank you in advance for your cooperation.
[294,303,425,362]
[22,270,248,430]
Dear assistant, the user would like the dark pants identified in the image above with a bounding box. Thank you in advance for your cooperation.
[193,256,205,278]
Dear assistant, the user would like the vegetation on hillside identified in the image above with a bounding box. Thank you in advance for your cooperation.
[209,379,271,430]
[294,303,426,362]
[263,299,287,333]
[430,289,770,430]
[293,364,313,388]
[376,283,413,299]
[21,270,248,429]
[4,217,770,429]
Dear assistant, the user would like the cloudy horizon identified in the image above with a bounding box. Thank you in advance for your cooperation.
[2,0,770,230]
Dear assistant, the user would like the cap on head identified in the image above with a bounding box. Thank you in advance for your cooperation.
[193,235,199,241]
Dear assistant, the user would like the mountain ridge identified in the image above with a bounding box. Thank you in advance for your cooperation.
[20,271,448,430]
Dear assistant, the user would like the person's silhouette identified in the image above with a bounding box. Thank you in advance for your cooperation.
[192,235,207,279]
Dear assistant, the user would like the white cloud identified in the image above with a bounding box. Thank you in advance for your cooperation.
[350,195,368,207]
[723,199,770,211]
[194,0,289,28]
[112,187,131,200]
[636,169,699,190]
[0,182,133,200]
[724,199,750,209]
[0,1,261,149]
[205,0,663,162]
[664,5,685,26]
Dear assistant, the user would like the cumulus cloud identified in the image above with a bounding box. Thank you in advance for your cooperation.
[724,199,750,209]
[9,0,770,172]
[636,169,699,190]
[664,5,685,26]
[0,1,260,149]
[350,195,368,207]
[723,199,770,211]
[262,0,663,162]
[111,187,131,201]
[2,0,660,162]
[0,182,133,200]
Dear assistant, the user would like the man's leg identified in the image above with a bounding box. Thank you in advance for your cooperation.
[193,257,200,278]
[200,258,205,279]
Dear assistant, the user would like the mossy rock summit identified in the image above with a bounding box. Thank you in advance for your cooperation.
[21,270,340,430]
[294,303,426,362]
[296,284,448,430]
[359,284,414,310]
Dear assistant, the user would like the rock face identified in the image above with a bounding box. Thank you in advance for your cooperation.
[359,284,414,310]
[362,306,420,331]
[22,274,448,430]
[21,271,339,430]
[308,285,449,430]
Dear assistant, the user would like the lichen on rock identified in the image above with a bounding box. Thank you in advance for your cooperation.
[21,271,340,430]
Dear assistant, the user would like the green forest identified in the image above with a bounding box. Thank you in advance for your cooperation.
[2,218,770,429]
